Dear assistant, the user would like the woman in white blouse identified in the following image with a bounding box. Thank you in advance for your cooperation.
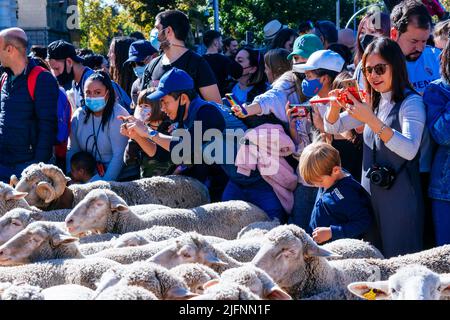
[324,37,425,258]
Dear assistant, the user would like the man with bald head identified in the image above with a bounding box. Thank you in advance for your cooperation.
[0,28,59,183]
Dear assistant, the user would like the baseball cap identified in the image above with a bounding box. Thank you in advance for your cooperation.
[313,20,338,44]
[287,34,324,60]
[147,68,194,101]
[292,50,345,73]
[124,40,157,65]
[47,40,84,63]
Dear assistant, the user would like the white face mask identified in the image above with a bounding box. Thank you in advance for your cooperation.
[134,105,152,122]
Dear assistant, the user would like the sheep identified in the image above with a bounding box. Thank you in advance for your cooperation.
[237,219,281,240]
[347,265,450,300]
[94,285,158,300]
[214,238,264,263]
[251,224,450,300]
[0,257,121,289]
[0,182,33,216]
[65,189,269,240]
[93,261,198,300]
[189,282,261,300]
[0,282,44,300]
[170,263,220,294]
[323,239,384,260]
[13,163,210,210]
[205,265,292,300]
[41,284,94,300]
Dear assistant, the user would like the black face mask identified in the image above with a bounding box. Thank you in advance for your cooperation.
[359,34,376,52]
[175,96,186,128]
[56,61,75,87]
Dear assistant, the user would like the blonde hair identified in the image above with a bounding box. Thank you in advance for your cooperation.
[299,142,341,185]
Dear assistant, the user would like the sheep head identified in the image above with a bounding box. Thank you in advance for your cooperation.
[251,224,341,287]
[0,221,78,266]
[0,182,30,216]
[189,282,261,300]
[65,189,129,236]
[14,163,70,209]
[348,265,450,300]
[147,232,227,269]
[0,208,43,245]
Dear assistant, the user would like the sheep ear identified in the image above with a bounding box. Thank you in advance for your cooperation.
[30,211,44,221]
[347,281,390,300]
[203,251,227,266]
[107,193,129,212]
[202,279,220,289]
[36,182,57,203]
[166,286,199,300]
[305,243,342,258]
[439,275,450,297]
[51,232,79,247]
[265,286,292,300]
[4,190,28,201]
[9,175,19,187]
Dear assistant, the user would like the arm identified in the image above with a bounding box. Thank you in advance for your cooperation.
[424,83,450,146]
[199,84,222,104]
[33,72,59,162]
[66,113,81,174]
[196,57,222,104]
[324,90,364,134]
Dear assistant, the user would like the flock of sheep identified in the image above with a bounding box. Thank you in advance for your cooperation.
[0,162,448,300]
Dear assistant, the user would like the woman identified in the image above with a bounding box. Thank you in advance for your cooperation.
[423,37,450,245]
[269,28,299,52]
[66,71,130,182]
[121,89,173,178]
[325,37,425,258]
[264,48,292,84]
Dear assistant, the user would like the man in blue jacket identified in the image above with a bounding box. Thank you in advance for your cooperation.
[0,28,59,183]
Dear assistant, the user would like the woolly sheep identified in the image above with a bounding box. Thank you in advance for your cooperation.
[41,284,94,300]
[0,282,44,300]
[170,263,220,294]
[0,257,121,289]
[190,282,261,300]
[65,189,269,240]
[237,219,280,239]
[0,182,33,216]
[94,285,158,300]
[323,239,384,260]
[13,163,210,210]
[93,261,198,300]
[348,265,450,300]
[214,238,263,263]
[252,224,450,300]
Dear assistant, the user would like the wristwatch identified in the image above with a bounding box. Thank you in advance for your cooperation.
[148,128,158,139]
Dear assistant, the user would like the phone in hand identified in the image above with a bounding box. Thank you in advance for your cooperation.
[289,104,311,118]
[225,93,248,116]
[338,86,364,105]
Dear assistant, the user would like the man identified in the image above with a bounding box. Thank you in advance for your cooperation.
[0,28,58,182]
[47,40,93,108]
[124,40,158,106]
[141,10,221,104]
[287,34,324,64]
[223,37,239,58]
[203,30,243,97]
[313,20,338,49]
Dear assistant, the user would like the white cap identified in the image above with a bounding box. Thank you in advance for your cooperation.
[293,49,345,73]
[264,20,287,40]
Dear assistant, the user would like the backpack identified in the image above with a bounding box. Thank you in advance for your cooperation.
[0,66,72,144]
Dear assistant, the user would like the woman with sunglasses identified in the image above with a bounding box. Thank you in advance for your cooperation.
[423,34,450,246]
[325,37,426,258]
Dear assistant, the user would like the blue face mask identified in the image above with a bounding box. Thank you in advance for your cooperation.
[301,78,323,98]
[134,66,146,79]
[150,28,160,51]
[85,96,107,112]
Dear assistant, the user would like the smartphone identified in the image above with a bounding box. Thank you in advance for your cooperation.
[225,93,248,116]
[340,78,358,89]
[338,86,363,105]
[289,104,311,117]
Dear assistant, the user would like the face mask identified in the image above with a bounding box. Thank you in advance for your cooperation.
[134,105,152,122]
[301,78,323,98]
[359,34,376,52]
[85,95,107,112]
[150,28,160,51]
[133,66,146,79]
[56,61,75,86]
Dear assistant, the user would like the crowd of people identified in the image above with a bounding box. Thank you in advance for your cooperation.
[0,0,449,259]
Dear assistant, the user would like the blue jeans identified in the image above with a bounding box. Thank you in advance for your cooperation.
[432,199,450,246]
[0,162,33,184]
[222,179,286,221]
[288,183,318,233]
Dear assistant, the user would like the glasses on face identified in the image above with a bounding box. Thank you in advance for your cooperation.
[361,63,389,76]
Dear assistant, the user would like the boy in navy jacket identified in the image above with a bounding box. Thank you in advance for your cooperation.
[299,142,373,244]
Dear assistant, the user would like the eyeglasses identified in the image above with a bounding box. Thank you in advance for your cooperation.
[361,63,389,76]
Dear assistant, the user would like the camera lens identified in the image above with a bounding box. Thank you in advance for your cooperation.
[371,172,382,184]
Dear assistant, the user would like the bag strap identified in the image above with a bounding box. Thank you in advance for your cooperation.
[27,66,47,101]
[0,73,7,92]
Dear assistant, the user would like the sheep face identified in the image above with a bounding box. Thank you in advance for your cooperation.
[114,234,149,248]
[65,190,128,236]
[0,209,43,245]
[189,282,261,300]
[148,233,226,269]
[0,183,29,216]
[348,265,450,300]
[0,222,78,266]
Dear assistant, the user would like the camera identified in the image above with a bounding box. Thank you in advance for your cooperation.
[366,165,396,189]
[289,104,311,117]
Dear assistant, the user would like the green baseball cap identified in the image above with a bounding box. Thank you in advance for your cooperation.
[287,34,324,60]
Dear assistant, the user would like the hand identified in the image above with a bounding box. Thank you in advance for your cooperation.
[285,102,301,127]
[312,227,332,244]
[328,89,345,110]
[344,94,376,124]
[118,115,148,139]
[311,104,324,133]
[231,104,248,118]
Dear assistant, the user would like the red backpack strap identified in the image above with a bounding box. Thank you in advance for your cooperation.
[27,66,47,101]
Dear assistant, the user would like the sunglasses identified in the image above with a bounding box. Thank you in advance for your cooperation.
[361,63,389,76]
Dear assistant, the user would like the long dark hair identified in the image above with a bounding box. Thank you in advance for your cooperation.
[238,47,266,86]
[361,37,415,110]
[109,37,137,95]
[83,71,116,130]
[269,28,298,50]
[441,33,450,85]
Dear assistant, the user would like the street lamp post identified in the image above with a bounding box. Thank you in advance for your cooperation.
[336,0,340,29]
[213,0,219,31]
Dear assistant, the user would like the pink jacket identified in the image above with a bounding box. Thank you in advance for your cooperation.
[235,124,298,213]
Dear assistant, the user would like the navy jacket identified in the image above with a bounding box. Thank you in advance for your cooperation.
[309,174,373,241]
[0,59,58,165]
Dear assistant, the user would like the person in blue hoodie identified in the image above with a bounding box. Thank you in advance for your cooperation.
[423,37,450,246]
[299,141,374,245]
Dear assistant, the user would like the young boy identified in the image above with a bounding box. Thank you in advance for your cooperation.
[299,142,373,244]
[70,151,96,184]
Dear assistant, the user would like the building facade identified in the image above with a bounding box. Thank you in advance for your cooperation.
[0,0,18,30]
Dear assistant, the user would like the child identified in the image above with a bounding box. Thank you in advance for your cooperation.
[70,151,96,184]
[299,142,373,244]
